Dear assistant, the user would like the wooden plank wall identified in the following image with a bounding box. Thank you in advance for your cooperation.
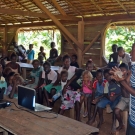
[0,26,17,57]
[62,23,108,67]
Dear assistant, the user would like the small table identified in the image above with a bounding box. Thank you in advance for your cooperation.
[0,97,99,135]
[6,61,60,79]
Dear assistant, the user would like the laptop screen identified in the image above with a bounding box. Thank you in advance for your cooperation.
[18,85,36,110]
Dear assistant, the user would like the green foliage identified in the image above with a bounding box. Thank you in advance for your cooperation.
[105,26,135,59]
[18,30,61,59]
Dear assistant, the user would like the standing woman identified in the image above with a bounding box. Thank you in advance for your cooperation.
[6,53,21,74]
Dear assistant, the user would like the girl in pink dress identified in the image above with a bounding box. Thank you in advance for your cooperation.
[80,70,93,118]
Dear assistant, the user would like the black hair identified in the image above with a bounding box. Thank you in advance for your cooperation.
[119,63,129,70]
[43,61,51,67]
[104,68,111,75]
[117,47,123,52]
[96,69,103,76]
[112,44,117,49]
[61,70,68,77]
[29,44,33,48]
[7,72,15,80]
[40,46,44,50]
[72,54,77,60]
[32,59,39,65]
[86,59,93,67]
[10,53,17,59]
[51,42,55,48]
[62,54,70,62]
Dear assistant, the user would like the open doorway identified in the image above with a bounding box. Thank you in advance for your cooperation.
[105,26,135,59]
[18,29,61,59]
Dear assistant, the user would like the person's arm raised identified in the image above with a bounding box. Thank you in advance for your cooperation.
[121,80,135,96]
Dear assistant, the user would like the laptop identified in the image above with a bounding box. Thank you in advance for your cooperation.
[18,85,52,111]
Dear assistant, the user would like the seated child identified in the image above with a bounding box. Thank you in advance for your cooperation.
[48,70,80,118]
[70,54,79,68]
[6,53,21,74]
[36,61,58,104]
[25,60,42,88]
[27,44,35,64]
[0,64,7,93]
[80,70,93,119]
[117,47,131,66]
[86,59,96,79]
[38,55,44,68]
[38,46,46,60]
[47,42,58,65]
[3,67,12,81]
[87,69,107,125]
[94,69,121,128]
[108,44,118,68]
[114,63,130,132]
[5,72,19,95]
[8,75,24,99]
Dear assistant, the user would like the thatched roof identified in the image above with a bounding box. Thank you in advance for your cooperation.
[0,0,135,27]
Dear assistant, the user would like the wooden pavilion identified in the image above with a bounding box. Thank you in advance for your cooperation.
[0,0,135,67]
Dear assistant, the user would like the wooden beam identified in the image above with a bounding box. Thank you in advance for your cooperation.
[82,32,101,55]
[51,0,66,15]
[78,21,84,67]
[91,0,106,16]
[61,32,77,54]
[115,0,130,15]
[33,0,83,50]
[0,7,80,21]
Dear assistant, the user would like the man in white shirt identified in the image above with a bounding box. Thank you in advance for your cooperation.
[117,47,131,66]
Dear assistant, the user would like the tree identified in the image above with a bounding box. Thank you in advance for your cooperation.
[105,26,135,59]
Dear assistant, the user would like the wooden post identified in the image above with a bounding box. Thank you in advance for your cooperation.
[78,21,84,67]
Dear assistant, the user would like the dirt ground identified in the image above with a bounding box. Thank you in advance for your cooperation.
[81,111,126,135]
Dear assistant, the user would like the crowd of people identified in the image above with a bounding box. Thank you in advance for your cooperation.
[0,41,135,135]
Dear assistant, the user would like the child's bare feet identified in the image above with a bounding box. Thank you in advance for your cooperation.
[86,118,95,125]
[97,119,104,128]
[110,126,116,135]
[116,124,125,131]
[48,99,53,102]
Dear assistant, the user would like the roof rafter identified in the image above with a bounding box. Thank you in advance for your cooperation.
[90,0,106,16]
[64,0,84,17]
[115,0,130,15]
[33,0,83,50]
[14,0,33,23]
[0,7,80,21]
[51,0,67,15]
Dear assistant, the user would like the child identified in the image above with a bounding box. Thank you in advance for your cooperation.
[86,59,96,79]
[38,46,46,60]
[108,44,118,68]
[0,64,7,92]
[8,75,24,99]
[87,69,107,125]
[80,70,93,118]
[70,54,79,68]
[3,67,12,81]
[48,70,81,119]
[117,47,131,66]
[96,69,121,128]
[5,72,19,93]
[38,55,44,68]
[113,63,130,132]
[6,53,21,74]
[25,60,42,88]
[36,61,58,104]
[27,44,35,64]
[48,42,58,65]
